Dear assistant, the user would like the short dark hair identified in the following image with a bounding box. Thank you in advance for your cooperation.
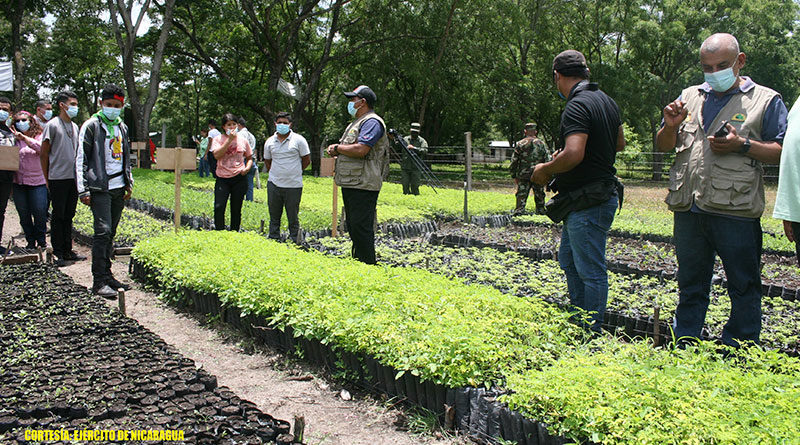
[0,96,11,108]
[555,66,590,80]
[207,119,217,127]
[220,113,238,127]
[100,84,125,101]
[35,99,51,109]
[55,91,78,107]
[237,116,247,126]
[274,111,292,123]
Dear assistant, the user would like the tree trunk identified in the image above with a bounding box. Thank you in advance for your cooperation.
[9,0,27,107]
[417,0,458,127]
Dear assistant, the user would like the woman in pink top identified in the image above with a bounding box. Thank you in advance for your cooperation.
[9,111,47,249]
[210,113,253,231]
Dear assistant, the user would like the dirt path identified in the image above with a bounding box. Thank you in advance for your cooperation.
[1,206,466,445]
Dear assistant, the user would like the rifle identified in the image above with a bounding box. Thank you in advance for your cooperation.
[387,128,444,193]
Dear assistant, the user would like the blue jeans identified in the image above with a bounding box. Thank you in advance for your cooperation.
[673,211,762,347]
[559,194,618,331]
[198,157,210,177]
[245,164,257,201]
[13,184,48,248]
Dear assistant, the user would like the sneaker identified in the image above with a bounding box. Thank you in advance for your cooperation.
[93,284,118,299]
[53,258,67,267]
[107,277,131,291]
[66,251,87,261]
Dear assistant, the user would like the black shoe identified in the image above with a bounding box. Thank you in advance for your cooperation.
[93,284,118,299]
[66,251,87,261]
[53,258,67,267]
[107,277,131,291]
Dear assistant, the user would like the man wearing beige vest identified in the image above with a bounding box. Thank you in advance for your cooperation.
[656,33,787,348]
[326,85,389,264]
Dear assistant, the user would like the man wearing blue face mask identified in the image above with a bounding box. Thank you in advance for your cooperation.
[34,99,53,127]
[263,111,310,242]
[326,85,389,264]
[656,33,788,348]
[76,84,134,298]
[41,91,83,266]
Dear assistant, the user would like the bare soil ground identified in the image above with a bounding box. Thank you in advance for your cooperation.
[1,206,467,445]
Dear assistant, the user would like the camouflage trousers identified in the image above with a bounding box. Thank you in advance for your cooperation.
[515,177,546,214]
[401,169,421,195]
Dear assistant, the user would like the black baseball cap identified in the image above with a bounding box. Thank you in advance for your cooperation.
[344,85,377,107]
[552,50,587,72]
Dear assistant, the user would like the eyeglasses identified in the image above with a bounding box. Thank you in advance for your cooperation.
[14,119,29,123]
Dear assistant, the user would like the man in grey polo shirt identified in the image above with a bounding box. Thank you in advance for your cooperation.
[41,90,85,266]
[263,111,310,242]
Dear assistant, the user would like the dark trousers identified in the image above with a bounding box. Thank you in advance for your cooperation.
[794,222,800,266]
[401,169,421,195]
[267,182,302,242]
[13,184,48,248]
[341,187,379,264]
[214,174,247,231]
[50,178,79,258]
[198,157,210,177]
[0,181,12,246]
[245,165,257,201]
[673,211,763,347]
[91,188,125,287]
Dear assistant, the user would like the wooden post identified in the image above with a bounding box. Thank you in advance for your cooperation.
[118,289,126,315]
[174,149,182,232]
[653,305,661,347]
[465,132,473,191]
[464,132,472,222]
[331,181,339,237]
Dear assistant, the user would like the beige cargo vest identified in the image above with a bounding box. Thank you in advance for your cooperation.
[665,83,778,219]
[335,111,390,191]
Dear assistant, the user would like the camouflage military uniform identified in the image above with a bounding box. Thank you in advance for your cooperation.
[510,137,550,214]
[401,134,428,195]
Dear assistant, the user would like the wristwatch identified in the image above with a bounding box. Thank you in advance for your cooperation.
[333,144,340,155]
[740,137,751,154]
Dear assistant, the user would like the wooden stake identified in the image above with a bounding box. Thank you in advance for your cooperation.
[464,132,472,222]
[118,289,126,315]
[174,149,182,233]
[331,181,339,237]
[292,415,305,443]
[653,305,661,347]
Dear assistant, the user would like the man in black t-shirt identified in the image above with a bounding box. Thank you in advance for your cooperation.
[532,50,625,332]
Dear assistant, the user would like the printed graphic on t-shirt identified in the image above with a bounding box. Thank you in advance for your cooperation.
[111,135,123,160]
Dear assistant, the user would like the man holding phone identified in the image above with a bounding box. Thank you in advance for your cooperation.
[655,33,787,348]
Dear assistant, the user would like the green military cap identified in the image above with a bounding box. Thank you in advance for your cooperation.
[410,122,421,132]
[524,122,537,130]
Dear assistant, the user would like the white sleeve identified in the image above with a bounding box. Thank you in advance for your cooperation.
[298,135,310,156]
[263,137,273,159]
[75,120,91,195]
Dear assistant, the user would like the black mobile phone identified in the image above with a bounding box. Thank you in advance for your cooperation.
[714,120,730,138]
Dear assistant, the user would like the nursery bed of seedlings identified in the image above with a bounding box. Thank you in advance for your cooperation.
[71,205,172,248]
[312,236,800,355]
[0,263,296,444]
[432,222,800,300]
[132,231,800,444]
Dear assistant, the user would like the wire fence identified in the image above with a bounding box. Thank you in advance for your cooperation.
[389,147,780,183]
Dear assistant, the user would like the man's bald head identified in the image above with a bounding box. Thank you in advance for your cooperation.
[700,33,740,57]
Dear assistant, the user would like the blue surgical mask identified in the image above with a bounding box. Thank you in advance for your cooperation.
[67,106,78,118]
[102,107,122,121]
[16,121,30,132]
[347,101,358,117]
[276,123,290,135]
[43,110,52,120]
[0,110,8,122]
[704,67,737,92]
